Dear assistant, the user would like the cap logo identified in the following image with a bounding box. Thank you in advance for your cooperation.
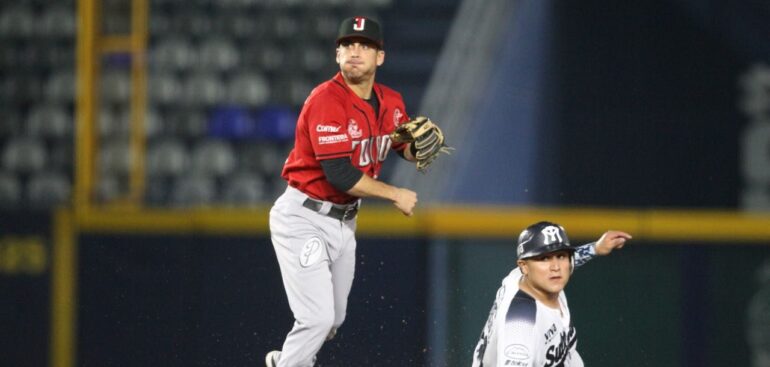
[353,17,366,31]
[541,226,563,244]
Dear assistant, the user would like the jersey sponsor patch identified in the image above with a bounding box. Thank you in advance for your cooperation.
[348,119,362,138]
[299,237,324,267]
[316,124,341,133]
[504,344,530,361]
[318,134,349,145]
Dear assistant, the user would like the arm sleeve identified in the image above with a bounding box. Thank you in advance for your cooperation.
[308,95,354,160]
[394,143,417,160]
[499,292,538,366]
[573,242,597,268]
[320,158,364,192]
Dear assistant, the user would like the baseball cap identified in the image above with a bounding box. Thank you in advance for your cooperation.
[336,16,383,49]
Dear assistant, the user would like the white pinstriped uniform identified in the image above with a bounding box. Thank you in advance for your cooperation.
[472,244,596,367]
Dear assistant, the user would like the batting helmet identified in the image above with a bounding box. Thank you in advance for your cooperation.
[516,221,574,260]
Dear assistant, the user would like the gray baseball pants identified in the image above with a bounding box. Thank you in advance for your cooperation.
[269,186,357,367]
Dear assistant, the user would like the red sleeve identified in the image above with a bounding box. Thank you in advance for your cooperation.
[307,93,353,161]
[390,98,411,153]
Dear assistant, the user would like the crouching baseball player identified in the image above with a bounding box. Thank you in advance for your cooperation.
[472,222,631,367]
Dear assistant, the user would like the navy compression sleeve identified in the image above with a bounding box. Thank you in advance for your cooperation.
[395,143,418,160]
[320,158,364,192]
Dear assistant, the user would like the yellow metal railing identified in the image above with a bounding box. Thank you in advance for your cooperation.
[51,204,770,367]
[74,0,148,215]
[65,0,149,365]
[74,0,98,215]
[51,210,76,367]
[65,205,770,242]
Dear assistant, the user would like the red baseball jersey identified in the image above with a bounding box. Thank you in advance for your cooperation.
[282,72,410,204]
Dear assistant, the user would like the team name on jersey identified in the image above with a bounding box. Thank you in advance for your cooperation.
[351,135,393,167]
[544,327,577,367]
[544,324,557,343]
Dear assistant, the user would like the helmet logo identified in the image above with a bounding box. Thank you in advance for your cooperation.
[541,226,563,244]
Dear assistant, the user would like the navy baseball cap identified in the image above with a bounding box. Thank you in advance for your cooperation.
[336,16,383,49]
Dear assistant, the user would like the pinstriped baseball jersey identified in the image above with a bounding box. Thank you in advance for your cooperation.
[473,244,597,367]
[472,268,583,367]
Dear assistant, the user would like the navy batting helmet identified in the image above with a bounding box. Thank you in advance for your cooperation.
[516,221,574,260]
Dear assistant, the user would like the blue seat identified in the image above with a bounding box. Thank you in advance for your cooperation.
[208,106,258,139]
[254,105,298,141]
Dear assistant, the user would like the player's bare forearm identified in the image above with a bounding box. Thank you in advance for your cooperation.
[346,174,396,199]
[347,174,417,216]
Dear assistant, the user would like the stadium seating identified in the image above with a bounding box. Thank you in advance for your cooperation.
[0,0,458,207]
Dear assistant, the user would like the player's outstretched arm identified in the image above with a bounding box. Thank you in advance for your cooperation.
[594,230,632,255]
[573,230,632,268]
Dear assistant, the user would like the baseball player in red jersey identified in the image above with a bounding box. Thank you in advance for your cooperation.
[265,16,437,367]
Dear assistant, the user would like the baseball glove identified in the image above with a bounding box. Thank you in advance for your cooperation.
[390,116,453,172]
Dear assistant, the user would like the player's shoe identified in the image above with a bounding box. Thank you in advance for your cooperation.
[265,350,280,367]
